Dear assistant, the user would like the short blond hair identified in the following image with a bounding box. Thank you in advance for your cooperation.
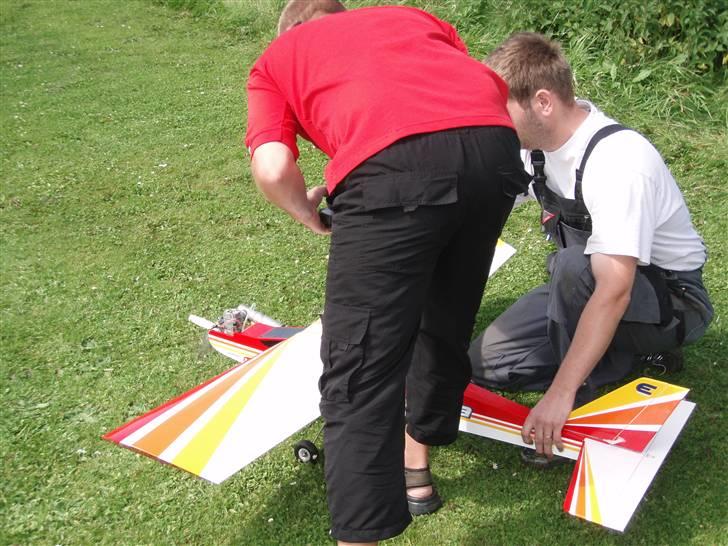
[277,0,346,35]
[485,32,575,106]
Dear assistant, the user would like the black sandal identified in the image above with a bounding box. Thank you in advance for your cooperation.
[405,467,443,516]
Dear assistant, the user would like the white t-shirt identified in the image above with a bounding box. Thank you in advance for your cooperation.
[523,100,706,271]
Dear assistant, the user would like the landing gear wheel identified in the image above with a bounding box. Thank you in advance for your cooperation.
[294,440,319,464]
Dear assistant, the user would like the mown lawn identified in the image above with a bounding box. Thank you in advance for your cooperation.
[1,1,726,544]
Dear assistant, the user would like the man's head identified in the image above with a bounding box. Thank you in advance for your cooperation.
[485,33,578,149]
[277,0,346,35]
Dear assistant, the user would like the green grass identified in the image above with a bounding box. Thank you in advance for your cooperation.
[1,1,726,544]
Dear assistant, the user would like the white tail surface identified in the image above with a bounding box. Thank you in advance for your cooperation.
[565,399,695,531]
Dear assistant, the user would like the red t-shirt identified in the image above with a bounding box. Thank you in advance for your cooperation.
[245,6,513,193]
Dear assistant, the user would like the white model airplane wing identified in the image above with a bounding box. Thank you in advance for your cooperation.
[104,321,322,483]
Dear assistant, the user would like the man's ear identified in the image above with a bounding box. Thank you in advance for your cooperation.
[281,10,328,34]
[531,89,554,117]
[280,20,302,34]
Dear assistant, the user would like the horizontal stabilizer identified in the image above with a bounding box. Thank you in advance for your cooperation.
[566,377,689,452]
[564,400,695,531]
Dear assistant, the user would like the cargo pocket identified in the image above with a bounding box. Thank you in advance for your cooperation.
[497,163,532,198]
[319,302,370,403]
[621,270,663,324]
[559,221,591,248]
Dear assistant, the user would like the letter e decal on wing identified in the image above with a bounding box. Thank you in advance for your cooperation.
[636,383,657,396]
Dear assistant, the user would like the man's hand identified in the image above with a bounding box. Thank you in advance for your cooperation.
[251,142,330,235]
[301,185,330,234]
[522,386,574,457]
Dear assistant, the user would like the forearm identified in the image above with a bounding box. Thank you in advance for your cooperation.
[250,141,329,234]
[523,253,637,454]
[519,300,628,455]
[251,143,316,225]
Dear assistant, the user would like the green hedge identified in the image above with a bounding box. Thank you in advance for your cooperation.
[455,0,727,75]
[156,0,727,76]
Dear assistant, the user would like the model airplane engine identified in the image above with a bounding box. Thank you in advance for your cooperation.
[217,305,282,334]
[218,309,245,334]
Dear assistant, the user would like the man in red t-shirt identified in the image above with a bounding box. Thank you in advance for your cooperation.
[245,1,527,543]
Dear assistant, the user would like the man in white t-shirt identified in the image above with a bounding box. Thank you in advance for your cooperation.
[465,32,714,464]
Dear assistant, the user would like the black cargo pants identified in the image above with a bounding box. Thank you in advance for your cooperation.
[319,126,523,542]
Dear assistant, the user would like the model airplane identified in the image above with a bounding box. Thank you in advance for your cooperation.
[104,240,695,532]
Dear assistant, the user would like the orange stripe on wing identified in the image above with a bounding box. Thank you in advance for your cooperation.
[131,360,257,456]
[576,449,588,517]
[568,399,681,427]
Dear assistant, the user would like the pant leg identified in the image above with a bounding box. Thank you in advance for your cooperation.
[320,126,522,543]
[468,284,558,391]
[321,185,442,543]
[406,128,519,444]
[471,245,697,399]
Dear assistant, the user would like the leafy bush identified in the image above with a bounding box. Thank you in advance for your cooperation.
[154,0,725,122]
[407,0,725,122]
[154,0,727,76]
[486,0,727,74]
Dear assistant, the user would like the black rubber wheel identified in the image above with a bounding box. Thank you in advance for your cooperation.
[293,440,319,464]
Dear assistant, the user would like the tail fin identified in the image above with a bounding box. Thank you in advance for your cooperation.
[564,377,689,452]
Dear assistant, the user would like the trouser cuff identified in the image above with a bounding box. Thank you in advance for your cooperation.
[406,423,459,446]
[330,516,411,543]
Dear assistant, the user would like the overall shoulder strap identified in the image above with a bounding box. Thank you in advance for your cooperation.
[574,124,629,202]
[530,149,546,203]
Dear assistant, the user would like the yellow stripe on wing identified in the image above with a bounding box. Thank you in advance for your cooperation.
[585,446,602,524]
[170,347,282,475]
[569,378,688,419]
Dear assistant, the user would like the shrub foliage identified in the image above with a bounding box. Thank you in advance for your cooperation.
[498,0,728,74]
[158,0,727,77]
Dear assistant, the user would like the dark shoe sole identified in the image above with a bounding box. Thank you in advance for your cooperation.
[407,490,443,516]
[520,447,569,469]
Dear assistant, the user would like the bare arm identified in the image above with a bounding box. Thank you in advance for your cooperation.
[250,141,329,235]
[521,252,638,456]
